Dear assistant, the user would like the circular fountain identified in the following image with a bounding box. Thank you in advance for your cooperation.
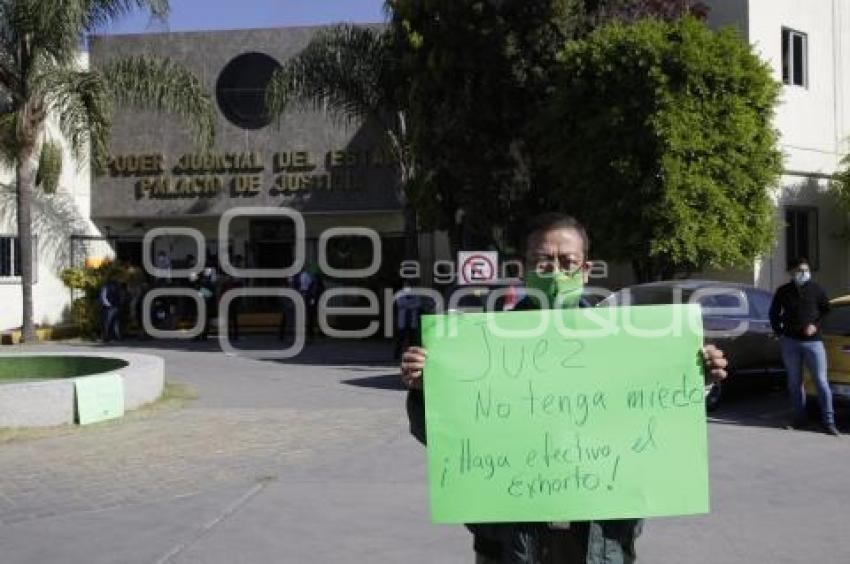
[0,352,164,428]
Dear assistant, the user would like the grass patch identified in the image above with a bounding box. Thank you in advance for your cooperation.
[0,379,197,444]
[0,356,128,382]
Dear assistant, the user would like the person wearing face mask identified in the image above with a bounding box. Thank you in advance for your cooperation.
[769,257,838,435]
[400,213,729,563]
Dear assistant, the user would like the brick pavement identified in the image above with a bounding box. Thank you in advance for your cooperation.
[0,339,404,529]
[0,406,400,526]
[3,340,847,564]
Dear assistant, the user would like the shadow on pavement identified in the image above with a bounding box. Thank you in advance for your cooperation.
[708,385,850,434]
[67,335,399,367]
[708,387,791,429]
[340,374,407,391]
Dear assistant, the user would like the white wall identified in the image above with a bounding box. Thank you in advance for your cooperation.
[748,1,850,296]
[755,174,849,296]
[0,52,100,331]
[747,0,847,169]
[702,1,850,296]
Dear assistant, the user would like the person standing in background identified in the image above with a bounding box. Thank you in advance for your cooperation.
[155,250,171,283]
[99,278,120,342]
[769,257,839,435]
[292,267,314,338]
[200,267,217,340]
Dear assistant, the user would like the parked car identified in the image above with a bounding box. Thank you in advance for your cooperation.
[598,280,784,410]
[803,295,850,418]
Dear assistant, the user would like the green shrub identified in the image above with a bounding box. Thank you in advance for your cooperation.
[60,262,142,338]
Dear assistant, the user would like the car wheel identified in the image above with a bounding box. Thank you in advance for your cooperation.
[706,381,723,412]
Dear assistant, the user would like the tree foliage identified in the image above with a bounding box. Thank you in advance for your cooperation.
[266,24,410,182]
[267,25,405,132]
[538,17,781,280]
[36,139,62,193]
[387,0,584,252]
[831,156,850,241]
[385,0,710,253]
[60,261,142,337]
[265,24,419,257]
[0,0,215,340]
[585,0,709,26]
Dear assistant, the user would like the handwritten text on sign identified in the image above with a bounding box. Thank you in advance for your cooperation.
[421,305,709,523]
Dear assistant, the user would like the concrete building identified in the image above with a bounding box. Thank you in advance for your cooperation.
[1,26,411,332]
[88,26,407,283]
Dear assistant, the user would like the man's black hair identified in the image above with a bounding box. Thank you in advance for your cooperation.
[787,256,809,271]
[523,212,589,256]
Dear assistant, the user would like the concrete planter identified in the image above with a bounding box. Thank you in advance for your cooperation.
[0,352,164,428]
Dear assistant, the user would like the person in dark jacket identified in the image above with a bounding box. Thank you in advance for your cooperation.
[193,268,217,340]
[99,278,121,342]
[401,213,729,563]
[769,257,838,435]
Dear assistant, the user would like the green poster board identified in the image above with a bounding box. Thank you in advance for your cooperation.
[421,304,708,523]
[75,373,125,425]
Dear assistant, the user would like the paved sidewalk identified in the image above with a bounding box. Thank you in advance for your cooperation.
[0,338,848,563]
[0,339,468,563]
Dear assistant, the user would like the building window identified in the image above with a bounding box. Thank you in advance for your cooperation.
[0,236,38,281]
[0,236,37,282]
[0,236,20,279]
[215,52,282,130]
[782,28,808,87]
[785,207,818,270]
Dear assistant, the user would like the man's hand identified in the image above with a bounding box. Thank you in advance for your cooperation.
[702,344,728,383]
[804,323,818,337]
[401,346,427,390]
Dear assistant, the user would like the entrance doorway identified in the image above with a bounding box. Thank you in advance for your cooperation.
[248,219,294,270]
[115,240,143,267]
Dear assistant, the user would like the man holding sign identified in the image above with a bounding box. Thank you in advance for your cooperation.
[401,213,727,563]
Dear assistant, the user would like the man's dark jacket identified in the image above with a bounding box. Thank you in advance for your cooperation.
[769,280,830,341]
[405,296,641,563]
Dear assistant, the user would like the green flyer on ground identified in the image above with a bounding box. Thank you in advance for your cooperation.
[75,373,125,425]
[421,304,709,524]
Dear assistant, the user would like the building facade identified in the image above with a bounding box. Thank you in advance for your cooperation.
[89,26,406,284]
[703,0,850,295]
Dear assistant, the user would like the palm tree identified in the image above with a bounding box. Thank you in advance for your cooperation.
[0,0,215,342]
[265,24,418,259]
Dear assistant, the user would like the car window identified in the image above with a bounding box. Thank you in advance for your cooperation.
[820,305,850,335]
[697,293,740,309]
[604,287,690,306]
[694,289,749,318]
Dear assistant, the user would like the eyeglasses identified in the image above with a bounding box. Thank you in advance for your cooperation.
[529,255,584,276]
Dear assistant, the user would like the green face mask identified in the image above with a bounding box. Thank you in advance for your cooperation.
[525,269,584,309]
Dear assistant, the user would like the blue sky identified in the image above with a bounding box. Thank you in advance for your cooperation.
[99,0,387,35]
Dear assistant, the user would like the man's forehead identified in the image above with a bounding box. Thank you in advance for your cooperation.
[529,227,584,252]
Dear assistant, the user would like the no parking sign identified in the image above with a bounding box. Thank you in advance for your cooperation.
[457,251,499,285]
